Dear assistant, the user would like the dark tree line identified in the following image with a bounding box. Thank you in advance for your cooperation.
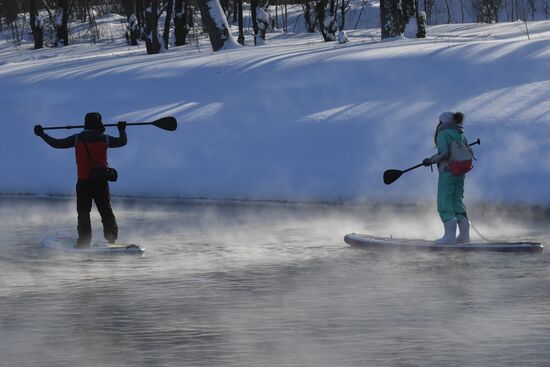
[1,0,549,51]
[0,0,195,51]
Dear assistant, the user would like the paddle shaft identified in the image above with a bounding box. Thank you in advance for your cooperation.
[403,138,480,173]
[383,138,481,185]
[401,163,424,174]
[43,121,154,130]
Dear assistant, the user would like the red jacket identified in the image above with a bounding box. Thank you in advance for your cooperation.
[75,133,109,180]
[39,129,127,181]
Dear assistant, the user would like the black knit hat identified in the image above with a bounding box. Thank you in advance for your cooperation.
[84,112,105,132]
[453,112,465,124]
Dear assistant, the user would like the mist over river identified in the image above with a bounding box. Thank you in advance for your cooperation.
[1,196,549,367]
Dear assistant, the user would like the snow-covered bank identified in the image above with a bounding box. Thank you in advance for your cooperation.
[1,21,550,205]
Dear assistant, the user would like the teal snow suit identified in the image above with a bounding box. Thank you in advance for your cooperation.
[430,123,468,223]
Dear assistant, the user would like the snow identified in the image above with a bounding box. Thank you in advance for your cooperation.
[1,19,550,205]
[338,31,350,44]
[404,17,418,38]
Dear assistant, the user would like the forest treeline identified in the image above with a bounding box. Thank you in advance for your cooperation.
[0,0,548,52]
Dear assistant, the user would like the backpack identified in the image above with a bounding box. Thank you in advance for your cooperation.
[449,139,474,176]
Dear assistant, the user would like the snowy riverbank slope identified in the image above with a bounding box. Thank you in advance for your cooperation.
[1,21,550,204]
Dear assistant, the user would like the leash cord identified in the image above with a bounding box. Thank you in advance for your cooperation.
[467,216,492,242]
[464,203,491,242]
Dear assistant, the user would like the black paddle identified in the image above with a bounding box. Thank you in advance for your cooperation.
[383,138,481,185]
[41,116,178,131]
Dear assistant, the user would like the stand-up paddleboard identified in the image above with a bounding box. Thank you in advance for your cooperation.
[344,233,543,253]
[42,234,144,255]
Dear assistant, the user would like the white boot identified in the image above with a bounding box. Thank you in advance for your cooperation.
[435,217,457,244]
[456,217,470,243]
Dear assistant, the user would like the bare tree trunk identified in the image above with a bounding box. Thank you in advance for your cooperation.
[316,0,338,41]
[197,0,235,51]
[74,0,86,21]
[86,0,100,43]
[339,0,351,31]
[136,0,146,40]
[123,0,139,45]
[542,0,550,19]
[284,1,288,33]
[250,0,259,36]
[354,0,367,29]
[220,0,229,14]
[55,0,70,46]
[529,0,536,20]
[380,0,404,39]
[30,0,44,49]
[174,0,190,45]
[237,0,244,44]
[416,10,426,37]
[444,0,452,22]
[145,0,161,54]
[6,0,20,45]
[274,3,279,29]
[411,0,426,37]
[255,0,270,43]
[472,0,501,22]
[424,0,436,24]
[163,0,174,48]
[300,1,317,32]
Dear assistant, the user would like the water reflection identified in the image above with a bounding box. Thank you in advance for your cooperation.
[0,196,548,367]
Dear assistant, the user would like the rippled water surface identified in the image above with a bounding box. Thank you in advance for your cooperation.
[1,196,549,367]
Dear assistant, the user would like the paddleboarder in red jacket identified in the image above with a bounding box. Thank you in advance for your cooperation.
[34,113,127,248]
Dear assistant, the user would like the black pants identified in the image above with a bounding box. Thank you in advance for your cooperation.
[76,179,118,245]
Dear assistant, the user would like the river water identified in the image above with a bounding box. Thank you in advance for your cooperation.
[1,196,549,367]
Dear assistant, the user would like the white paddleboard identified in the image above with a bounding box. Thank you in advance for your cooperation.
[344,233,543,253]
[42,234,145,255]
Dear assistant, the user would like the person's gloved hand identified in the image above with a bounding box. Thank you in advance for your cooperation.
[422,158,432,167]
[34,124,44,136]
[117,121,127,132]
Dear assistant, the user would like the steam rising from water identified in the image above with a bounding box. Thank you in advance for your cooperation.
[0,196,549,367]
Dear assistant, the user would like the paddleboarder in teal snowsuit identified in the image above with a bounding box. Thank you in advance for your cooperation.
[423,111,470,244]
